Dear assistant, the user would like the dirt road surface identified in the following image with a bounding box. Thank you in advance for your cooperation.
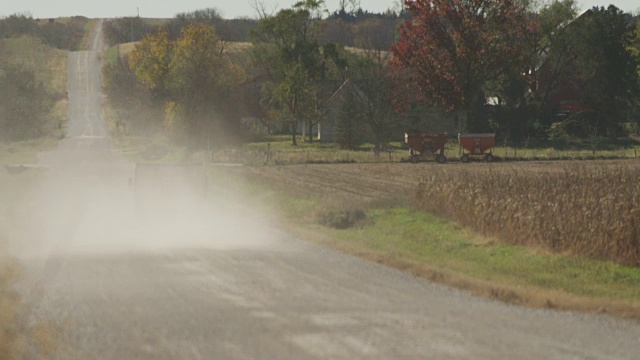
[8,21,640,360]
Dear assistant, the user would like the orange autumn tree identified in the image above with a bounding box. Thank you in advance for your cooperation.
[390,0,534,131]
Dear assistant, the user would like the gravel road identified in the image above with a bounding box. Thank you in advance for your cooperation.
[12,20,640,360]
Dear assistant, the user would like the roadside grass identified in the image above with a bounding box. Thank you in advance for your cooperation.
[0,153,75,359]
[82,18,96,49]
[327,208,640,301]
[110,134,191,163]
[211,166,640,319]
[0,256,68,359]
[103,42,140,66]
[112,131,640,167]
[142,18,170,27]
[490,145,640,160]
[104,46,119,65]
[217,139,410,164]
[0,165,56,359]
[0,257,25,359]
[316,208,640,318]
[0,138,59,165]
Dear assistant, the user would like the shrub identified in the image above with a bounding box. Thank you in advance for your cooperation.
[0,65,51,141]
[39,20,86,51]
[0,13,38,38]
[0,14,87,50]
[103,17,157,46]
[102,57,164,135]
[316,208,367,229]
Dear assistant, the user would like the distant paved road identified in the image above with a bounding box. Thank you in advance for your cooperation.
[13,19,640,360]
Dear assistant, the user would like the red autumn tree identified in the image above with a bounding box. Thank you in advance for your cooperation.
[390,0,533,131]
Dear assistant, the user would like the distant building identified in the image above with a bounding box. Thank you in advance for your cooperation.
[535,9,594,121]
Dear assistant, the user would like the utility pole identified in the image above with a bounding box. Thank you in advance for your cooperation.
[130,8,139,43]
[129,8,140,43]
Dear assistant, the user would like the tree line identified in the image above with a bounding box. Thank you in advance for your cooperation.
[391,0,640,144]
[103,0,640,152]
[103,0,405,151]
[0,14,88,51]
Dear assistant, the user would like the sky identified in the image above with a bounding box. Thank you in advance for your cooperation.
[0,0,638,19]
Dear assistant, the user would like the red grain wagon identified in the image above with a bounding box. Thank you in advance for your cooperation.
[404,132,448,164]
[458,133,496,162]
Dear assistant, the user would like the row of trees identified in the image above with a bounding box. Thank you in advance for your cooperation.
[252,0,347,146]
[104,1,404,151]
[103,10,257,45]
[104,0,640,152]
[103,7,404,51]
[391,0,640,143]
[127,24,246,146]
[0,14,88,50]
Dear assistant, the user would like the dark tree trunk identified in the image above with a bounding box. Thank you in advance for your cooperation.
[291,122,298,146]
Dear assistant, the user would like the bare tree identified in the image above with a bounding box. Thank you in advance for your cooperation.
[249,0,277,20]
[339,0,361,14]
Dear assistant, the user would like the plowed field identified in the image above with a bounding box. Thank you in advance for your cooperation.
[228,159,640,208]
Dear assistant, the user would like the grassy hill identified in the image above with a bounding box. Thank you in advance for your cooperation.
[0,35,69,158]
[0,35,68,94]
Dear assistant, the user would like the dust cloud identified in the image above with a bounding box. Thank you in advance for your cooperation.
[6,138,280,260]
[5,16,280,268]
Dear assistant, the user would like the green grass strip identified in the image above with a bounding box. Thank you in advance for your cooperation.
[321,207,640,302]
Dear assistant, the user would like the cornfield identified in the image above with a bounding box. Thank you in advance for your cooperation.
[414,164,640,267]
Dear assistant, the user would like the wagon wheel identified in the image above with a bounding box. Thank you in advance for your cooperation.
[460,155,470,163]
[409,155,419,164]
[436,155,447,164]
[485,154,494,162]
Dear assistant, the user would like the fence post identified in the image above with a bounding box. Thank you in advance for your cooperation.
[208,136,213,162]
[264,143,271,164]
